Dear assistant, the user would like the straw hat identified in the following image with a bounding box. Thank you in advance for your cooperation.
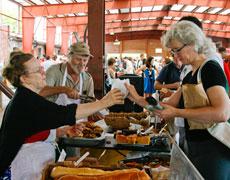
[68,41,93,57]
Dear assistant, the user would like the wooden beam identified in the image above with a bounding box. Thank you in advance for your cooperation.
[88,0,105,95]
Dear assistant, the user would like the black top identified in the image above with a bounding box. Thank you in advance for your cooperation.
[178,61,226,141]
[0,86,77,175]
[156,62,183,88]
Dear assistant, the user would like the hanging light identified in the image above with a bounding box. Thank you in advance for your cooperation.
[113,36,120,45]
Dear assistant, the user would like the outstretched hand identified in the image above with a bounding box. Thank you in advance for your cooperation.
[102,88,124,107]
[124,83,140,103]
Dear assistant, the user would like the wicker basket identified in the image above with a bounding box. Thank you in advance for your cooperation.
[104,117,130,130]
[104,112,148,130]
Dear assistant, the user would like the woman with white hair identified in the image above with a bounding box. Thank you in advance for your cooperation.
[125,21,230,179]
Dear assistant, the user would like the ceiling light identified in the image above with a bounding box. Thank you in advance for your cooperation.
[152,5,163,11]
[164,16,173,20]
[113,37,120,46]
[208,7,222,14]
[109,32,114,35]
[120,8,129,13]
[155,48,162,53]
[195,6,209,13]
[174,17,181,20]
[170,4,183,11]
[131,18,139,21]
[214,21,222,24]
[113,19,121,22]
[203,20,211,23]
[220,9,230,15]
[142,6,153,12]
[77,13,87,16]
[140,17,148,20]
[131,7,141,12]
[109,9,119,14]
[57,14,65,17]
[149,17,157,20]
[68,14,75,17]
[183,5,197,12]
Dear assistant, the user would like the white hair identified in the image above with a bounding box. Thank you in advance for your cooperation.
[161,20,216,57]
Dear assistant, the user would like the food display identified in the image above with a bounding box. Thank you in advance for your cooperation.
[104,112,148,130]
[66,122,103,138]
[120,155,170,180]
[48,166,150,180]
[115,130,151,145]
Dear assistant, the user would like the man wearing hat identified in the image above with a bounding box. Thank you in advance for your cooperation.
[39,41,95,144]
[40,41,94,103]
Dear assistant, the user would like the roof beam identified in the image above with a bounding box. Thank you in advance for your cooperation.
[46,11,230,27]
[168,11,230,24]
[47,16,87,26]
[106,25,230,38]
[105,0,230,9]
[23,0,230,16]
[22,0,230,18]
[22,3,88,17]
[47,14,230,33]
[161,19,230,32]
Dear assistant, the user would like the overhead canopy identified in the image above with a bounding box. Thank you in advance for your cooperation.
[12,0,230,38]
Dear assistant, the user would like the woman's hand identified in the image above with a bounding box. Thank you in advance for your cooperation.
[154,102,178,121]
[102,88,124,107]
[124,83,140,102]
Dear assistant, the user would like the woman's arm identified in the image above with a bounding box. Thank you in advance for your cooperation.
[135,65,146,75]
[75,89,124,119]
[109,68,116,79]
[125,83,148,107]
[156,86,230,123]
[164,87,182,107]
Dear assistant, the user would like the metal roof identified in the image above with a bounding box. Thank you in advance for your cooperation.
[10,0,230,38]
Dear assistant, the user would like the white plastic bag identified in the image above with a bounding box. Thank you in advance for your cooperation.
[111,78,130,98]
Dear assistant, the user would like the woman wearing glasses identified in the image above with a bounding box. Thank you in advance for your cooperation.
[0,51,124,179]
[126,21,230,179]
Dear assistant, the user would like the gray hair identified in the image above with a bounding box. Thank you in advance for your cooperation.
[161,20,216,57]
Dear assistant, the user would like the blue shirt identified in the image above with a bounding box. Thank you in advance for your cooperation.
[156,62,182,86]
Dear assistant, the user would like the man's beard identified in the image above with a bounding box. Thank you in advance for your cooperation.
[69,63,82,74]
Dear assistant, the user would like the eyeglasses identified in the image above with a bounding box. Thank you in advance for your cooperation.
[171,44,187,55]
[26,66,44,75]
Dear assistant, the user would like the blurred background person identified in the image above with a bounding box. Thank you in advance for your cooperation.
[218,47,230,90]
[154,56,184,100]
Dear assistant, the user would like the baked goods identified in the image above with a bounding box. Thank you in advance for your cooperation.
[50,166,150,180]
[104,117,130,130]
[66,122,103,138]
[104,112,148,130]
[115,131,151,145]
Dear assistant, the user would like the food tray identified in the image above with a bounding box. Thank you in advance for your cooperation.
[115,135,171,152]
[58,133,105,147]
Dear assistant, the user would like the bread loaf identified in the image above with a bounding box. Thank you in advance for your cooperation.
[51,167,106,178]
[51,167,150,180]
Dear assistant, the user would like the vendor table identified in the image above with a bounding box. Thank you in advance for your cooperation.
[58,133,171,153]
